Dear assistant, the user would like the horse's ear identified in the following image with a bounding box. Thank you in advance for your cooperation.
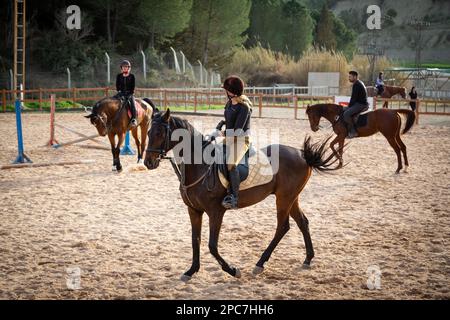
[162,108,171,122]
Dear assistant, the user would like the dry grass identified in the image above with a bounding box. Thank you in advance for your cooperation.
[224,46,393,87]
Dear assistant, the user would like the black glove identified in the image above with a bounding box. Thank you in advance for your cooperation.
[216,120,226,130]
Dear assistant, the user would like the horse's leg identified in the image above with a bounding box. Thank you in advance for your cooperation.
[181,207,204,282]
[131,127,141,162]
[384,135,402,174]
[329,136,340,164]
[338,137,345,168]
[139,121,149,164]
[115,133,125,172]
[108,133,118,171]
[208,211,240,278]
[253,197,291,275]
[289,199,314,267]
[395,131,409,172]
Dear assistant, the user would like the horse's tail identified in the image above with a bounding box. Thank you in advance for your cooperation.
[396,109,415,134]
[301,135,341,172]
[143,98,159,113]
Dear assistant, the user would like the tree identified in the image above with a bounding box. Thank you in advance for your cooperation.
[281,0,314,57]
[137,0,193,48]
[246,0,284,50]
[315,4,336,50]
[179,0,251,67]
[333,15,357,58]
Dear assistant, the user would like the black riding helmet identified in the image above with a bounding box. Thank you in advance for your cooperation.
[120,60,131,68]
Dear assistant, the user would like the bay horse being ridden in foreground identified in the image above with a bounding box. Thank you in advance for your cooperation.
[144,109,342,281]
[367,85,407,109]
[85,97,157,172]
[306,103,415,174]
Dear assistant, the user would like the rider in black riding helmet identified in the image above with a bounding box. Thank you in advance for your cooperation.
[216,76,252,210]
[115,60,137,127]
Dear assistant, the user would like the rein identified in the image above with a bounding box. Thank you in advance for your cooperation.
[146,121,216,208]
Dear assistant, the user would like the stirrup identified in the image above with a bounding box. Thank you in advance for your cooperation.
[130,118,138,127]
[222,194,238,209]
[347,130,358,139]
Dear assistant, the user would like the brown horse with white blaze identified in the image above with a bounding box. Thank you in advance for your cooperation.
[85,97,157,172]
[306,103,415,174]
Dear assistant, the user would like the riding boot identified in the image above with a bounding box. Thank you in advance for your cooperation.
[222,167,240,209]
[129,96,138,127]
[347,122,358,139]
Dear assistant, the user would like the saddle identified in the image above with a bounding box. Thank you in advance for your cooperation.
[115,96,146,119]
[340,107,370,131]
[215,144,273,191]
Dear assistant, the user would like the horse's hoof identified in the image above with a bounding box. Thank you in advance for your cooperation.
[112,166,117,172]
[302,263,312,270]
[180,274,192,282]
[117,167,123,173]
[137,159,142,164]
[404,166,409,173]
[252,266,264,275]
[233,267,241,278]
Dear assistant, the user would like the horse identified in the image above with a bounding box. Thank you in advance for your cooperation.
[367,85,407,108]
[85,97,157,172]
[144,109,342,281]
[305,103,416,174]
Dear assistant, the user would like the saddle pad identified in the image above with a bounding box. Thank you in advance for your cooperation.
[127,100,146,119]
[218,148,274,191]
[355,113,369,128]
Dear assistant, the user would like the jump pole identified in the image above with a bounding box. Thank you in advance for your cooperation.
[120,131,135,155]
[47,94,59,146]
[1,159,96,170]
[13,99,32,164]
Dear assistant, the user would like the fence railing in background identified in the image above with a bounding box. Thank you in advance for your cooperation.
[373,97,450,124]
[2,88,450,124]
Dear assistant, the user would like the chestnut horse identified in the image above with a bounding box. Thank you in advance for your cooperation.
[85,97,157,172]
[367,85,407,108]
[306,103,415,174]
[144,109,342,281]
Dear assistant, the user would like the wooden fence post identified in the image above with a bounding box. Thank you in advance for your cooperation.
[194,91,198,113]
[294,96,298,120]
[258,93,263,118]
[415,99,420,125]
[2,89,6,112]
[72,88,77,105]
[164,90,168,111]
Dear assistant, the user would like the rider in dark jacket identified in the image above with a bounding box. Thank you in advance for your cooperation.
[218,76,252,210]
[115,60,137,127]
[345,71,369,138]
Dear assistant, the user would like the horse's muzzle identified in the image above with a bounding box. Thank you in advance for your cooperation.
[144,158,160,170]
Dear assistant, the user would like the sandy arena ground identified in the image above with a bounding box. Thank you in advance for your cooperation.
[0,111,449,300]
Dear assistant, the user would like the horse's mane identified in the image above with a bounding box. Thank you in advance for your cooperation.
[153,113,212,147]
[311,103,342,114]
[92,97,119,115]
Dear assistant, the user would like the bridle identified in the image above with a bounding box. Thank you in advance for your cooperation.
[145,122,172,160]
[145,120,216,208]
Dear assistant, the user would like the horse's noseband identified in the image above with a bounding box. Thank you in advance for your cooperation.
[146,123,171,159]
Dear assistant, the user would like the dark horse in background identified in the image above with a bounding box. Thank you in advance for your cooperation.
[85,97,157,172]
[367,85,407,109]
[144,109,342,281]
[306,103,415,174]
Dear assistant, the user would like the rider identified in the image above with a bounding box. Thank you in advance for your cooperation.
[345,71,369,138]
[115,60,137,127]
[217,76,252,210]
[375,72,384,96]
